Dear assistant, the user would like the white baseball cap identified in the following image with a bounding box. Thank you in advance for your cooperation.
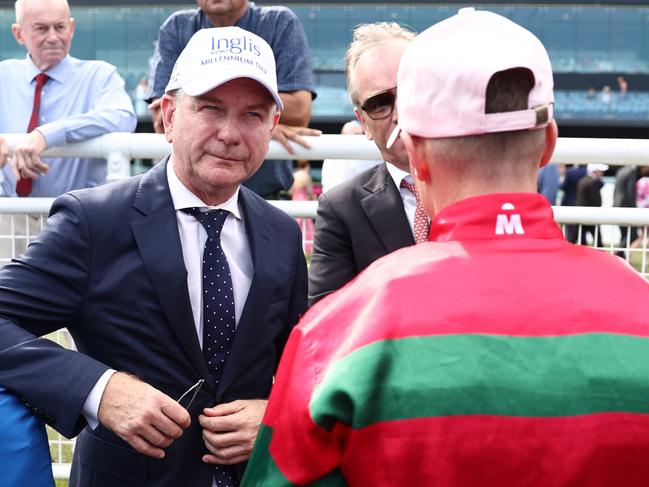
[587,163,609,173]
[388,7,553,147]
[165,26,284,110]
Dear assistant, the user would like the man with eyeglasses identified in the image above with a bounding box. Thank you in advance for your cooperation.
[308,22,423,306]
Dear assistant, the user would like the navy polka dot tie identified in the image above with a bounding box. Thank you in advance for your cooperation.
[183,208,238,487]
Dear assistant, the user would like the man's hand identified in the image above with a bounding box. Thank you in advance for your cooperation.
[272,124,321,154]
[0,137,7,168]
[11,131,49,181]
[97,372,191,459]
[199,399,267,465]
[148,98,165,134]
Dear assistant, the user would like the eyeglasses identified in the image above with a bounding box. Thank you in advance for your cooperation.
[360,87,397,120]
[177,379,204,409]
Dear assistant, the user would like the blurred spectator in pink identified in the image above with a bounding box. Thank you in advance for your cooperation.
[617,76,628,99]
[636,172,649,209]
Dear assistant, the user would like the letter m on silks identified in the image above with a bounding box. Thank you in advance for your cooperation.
[495,213,525,235]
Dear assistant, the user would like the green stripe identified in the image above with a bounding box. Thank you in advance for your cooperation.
[310,333,649,430]
[242,424,346,486]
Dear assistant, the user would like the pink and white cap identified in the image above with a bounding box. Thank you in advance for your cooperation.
[165,26,283,110]
[388,7,553,147]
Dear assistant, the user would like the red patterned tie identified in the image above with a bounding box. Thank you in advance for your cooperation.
[17,72,49,197]
[401,178,430,244]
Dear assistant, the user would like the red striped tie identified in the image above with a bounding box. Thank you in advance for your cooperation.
[401,178,430,244]
[17,72,49,197]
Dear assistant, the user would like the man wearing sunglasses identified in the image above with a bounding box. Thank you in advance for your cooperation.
[308,22,422,306]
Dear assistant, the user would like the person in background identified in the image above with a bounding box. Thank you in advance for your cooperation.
[617,76,628,99]
[0,0,136,197]
[0,26,307,487]
[575,163,609,245]
[145,0,320,199]
[290,160,315,255]
[0,0,136,259]
[560,163,587,242]
[0,386,55,487]
[243,8,649,486]
[600,85,612,104]
[636,168,649,209]
[308,22,422,306]
[614,164,643,249]
[320,119,382,193]
[537,163,561,205]
[132,77,150,118]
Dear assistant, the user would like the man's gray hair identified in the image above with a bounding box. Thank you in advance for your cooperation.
[15,0,70,24]
[345,22,416,107]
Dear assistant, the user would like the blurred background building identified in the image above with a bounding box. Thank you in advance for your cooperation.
[0,0,647,138]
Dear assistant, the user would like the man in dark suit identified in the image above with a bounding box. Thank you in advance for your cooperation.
[575,163,609,245]
[308,22,421,306]
[560,164,587,243]
[0,27,306,487]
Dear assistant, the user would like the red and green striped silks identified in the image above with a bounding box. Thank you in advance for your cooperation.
[244,333,649,486]
[243,194,649,486]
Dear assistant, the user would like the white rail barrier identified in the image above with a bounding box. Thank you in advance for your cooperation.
[3,132,649,168]
[3,198,648,225]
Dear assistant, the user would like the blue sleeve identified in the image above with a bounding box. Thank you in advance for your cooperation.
[146,14,186,101]
[0,387,55,487]
[38,63,136,148]
[272,11,316,96]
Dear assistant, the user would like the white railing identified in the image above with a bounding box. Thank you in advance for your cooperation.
[2,133,649,178]
[1,133,649,481]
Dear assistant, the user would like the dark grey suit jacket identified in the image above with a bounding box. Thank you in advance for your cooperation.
[0,158,307,487]
[308,162,414,306]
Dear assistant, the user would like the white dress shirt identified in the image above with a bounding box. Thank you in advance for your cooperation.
[386,162,419,237]
[167,159,253,340]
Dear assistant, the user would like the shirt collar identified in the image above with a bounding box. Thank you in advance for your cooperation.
[385,161,411,188]
[24,54,71,84]
[430,193,564,242]
[167,157,242,219]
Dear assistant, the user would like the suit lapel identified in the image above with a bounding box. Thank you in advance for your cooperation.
[361,163,415,251]
[216,188,273,398]
[130,158,210,383]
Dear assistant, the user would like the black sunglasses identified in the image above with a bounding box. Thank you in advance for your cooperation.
[360,87,397,120]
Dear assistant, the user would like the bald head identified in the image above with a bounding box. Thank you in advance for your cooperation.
[12,0,74,71]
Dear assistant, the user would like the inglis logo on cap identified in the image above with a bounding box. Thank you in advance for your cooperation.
[211,35,262,56]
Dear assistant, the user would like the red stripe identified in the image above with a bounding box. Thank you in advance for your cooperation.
[301,240,649,365]
[339,413,649,487]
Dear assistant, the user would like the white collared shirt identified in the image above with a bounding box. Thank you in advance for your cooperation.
[167,159,253,342]
[386,162,419,236]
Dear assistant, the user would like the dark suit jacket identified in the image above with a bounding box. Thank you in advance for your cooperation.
[0,158,307,487]
[576,174,604,207]
[560,166,587,206]
[308,162,414,306]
